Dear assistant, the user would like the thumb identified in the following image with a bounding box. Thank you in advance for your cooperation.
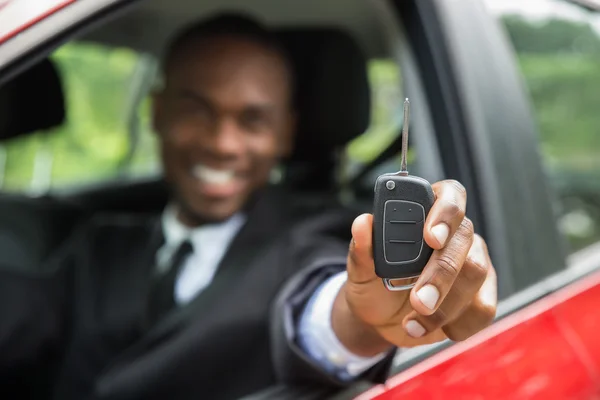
[346,213,412,328]
[347,213,378,284]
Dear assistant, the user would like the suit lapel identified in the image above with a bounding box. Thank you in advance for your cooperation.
[214,186,288,278]
[95,187,300,397]
[110,187,290,357]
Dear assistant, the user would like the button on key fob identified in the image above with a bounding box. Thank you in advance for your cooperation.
[372,99,435,291]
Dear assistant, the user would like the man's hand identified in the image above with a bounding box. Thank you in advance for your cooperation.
[331,180,497,357]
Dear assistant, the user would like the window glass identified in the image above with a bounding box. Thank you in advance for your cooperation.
[486,0,600,254]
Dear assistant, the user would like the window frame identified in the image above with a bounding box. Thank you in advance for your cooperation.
[0,0,76,45]
[0,0,138,86]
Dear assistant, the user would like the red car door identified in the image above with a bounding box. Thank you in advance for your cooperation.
[359,268,600,399]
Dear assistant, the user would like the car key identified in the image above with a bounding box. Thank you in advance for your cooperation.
[372,98,435,291]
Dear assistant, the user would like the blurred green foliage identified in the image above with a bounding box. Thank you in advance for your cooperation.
[347,60,403,163]
[2,43,142,192]
[520,54,600,168]
[503,15,600,169]
[503,15,600,55]
[502,14,600,252]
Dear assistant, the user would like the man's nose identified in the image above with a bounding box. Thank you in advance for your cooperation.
[207,118,244,157]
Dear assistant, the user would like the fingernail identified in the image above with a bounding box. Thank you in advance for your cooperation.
[431,224,449,247]
[406,320,426,338]
[469,239,487,267]
[479,270,497,309]
[416,284,440,310]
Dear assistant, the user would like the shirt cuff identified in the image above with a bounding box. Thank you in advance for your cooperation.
[297,270,388,381]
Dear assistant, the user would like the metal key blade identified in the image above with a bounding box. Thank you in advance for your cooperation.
[400,98,410,176]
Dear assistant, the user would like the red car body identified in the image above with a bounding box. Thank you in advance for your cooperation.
[360,269,600,400]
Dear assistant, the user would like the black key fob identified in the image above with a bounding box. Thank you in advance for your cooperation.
[373,173,434,289]
[372,98,435,291]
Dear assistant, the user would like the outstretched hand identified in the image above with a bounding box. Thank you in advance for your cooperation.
[332,180,497,356]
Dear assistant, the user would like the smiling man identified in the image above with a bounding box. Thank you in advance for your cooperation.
[0,13,497,400]
[153,20,295,225]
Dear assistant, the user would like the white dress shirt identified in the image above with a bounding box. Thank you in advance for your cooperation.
[156,204,384,379]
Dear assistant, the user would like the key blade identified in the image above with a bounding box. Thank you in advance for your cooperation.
[400,98,410,175]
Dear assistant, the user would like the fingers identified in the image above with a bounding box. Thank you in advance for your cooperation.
[402,235,496,339]
[424,180,467,250]
[410,217,475,316]
[443,265,497,341]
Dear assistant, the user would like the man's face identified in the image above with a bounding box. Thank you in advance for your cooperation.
[153,36,295,225]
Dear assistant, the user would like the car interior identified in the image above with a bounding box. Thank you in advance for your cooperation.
[0,0,403,293]
[0,3,412,396]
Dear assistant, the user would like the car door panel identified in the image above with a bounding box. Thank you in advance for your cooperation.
[357,268,600,399]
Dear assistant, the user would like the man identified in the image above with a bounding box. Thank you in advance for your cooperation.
[0,13,497,400]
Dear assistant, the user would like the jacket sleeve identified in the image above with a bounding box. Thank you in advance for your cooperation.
[268,210,396,390]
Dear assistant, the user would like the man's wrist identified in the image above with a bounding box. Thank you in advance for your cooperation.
[331,283,393,357]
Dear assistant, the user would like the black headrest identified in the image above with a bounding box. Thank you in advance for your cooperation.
[277,28,370,163]
[0,58,65,141]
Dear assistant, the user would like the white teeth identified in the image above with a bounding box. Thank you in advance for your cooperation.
[192,165,234,185]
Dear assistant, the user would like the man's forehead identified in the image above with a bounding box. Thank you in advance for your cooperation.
[163,35,294,102]
[166,35,288,76]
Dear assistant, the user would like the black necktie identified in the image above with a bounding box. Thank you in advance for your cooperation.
[148,240,194,326]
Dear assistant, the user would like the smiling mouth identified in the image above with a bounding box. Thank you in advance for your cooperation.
[192,165,236,184]
[190,164,244,198]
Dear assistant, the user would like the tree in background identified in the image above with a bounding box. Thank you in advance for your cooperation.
[503,15,600,54]
[500,14,600,167]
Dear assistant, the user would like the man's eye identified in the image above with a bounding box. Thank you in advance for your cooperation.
[177,100,211,120]
[182,100,205,113]
[240,111,267,131]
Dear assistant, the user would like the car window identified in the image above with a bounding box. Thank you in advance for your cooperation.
[486,0,600,255]
[0,41,159,193]
[0,42,401,195]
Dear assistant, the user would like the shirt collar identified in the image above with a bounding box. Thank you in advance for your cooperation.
[157,203,246,270]
[161,203,190,249]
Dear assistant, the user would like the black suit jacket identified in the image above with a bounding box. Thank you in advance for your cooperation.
[0,187,394,400]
